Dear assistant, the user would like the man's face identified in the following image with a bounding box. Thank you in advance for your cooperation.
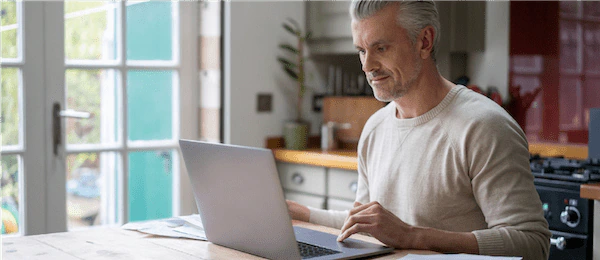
[351,4,423,102]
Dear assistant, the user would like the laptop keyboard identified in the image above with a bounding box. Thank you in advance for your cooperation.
[297,241,341,259]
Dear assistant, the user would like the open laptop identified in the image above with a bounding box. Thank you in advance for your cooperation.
[179,139,394,260]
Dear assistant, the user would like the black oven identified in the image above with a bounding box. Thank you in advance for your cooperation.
[530,156,599,260]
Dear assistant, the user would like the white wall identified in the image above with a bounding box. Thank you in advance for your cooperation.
[224,1,322,147]
[466,1,510,100]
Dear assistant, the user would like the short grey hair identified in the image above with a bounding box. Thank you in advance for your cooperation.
[350,0,440,60]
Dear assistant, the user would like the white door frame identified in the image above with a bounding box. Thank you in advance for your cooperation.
[43,1,68,234]
[18,1,197,235]
[21,1,49,236]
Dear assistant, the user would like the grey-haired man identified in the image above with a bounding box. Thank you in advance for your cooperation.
[287,1,550,259]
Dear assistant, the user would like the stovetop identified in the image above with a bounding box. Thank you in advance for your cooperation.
[530,155,600,183]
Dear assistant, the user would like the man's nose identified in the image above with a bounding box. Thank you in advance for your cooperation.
[361,53,379,73]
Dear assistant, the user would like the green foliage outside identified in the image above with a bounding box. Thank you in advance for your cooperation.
[1,1,20,234]
[0,2,176,233]
[1,1,113,234]
[1,1,17,58]
[63,2,114,180]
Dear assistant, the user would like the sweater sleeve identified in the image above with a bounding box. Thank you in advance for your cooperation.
[307,122,375,230]
[307,207,348,229]
[464,113,551,260]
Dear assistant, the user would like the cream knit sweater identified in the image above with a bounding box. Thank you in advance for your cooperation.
[308,85,551,259]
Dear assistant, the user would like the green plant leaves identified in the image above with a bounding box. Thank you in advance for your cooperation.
[279,44,298,54]
[283,23,298,36]
[283,67,299,80]
[304,32,312,40]
[277,57,297,69]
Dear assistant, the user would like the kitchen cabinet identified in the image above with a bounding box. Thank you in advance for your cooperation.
[306,1,486,55]
[277,162,358,211]
[509,1,600,144]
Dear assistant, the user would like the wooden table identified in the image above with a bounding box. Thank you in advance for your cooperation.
[2,220,437,259]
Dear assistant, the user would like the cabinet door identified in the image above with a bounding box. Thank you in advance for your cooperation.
[328,168,359,201]
[278,163,327,196]
[327,198,354,211]
[285,192,326,209]
[307,1,352,39]
[437,1,486,53]
[510,2,559,55]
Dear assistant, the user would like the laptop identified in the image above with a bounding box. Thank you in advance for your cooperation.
[179,139,394,260]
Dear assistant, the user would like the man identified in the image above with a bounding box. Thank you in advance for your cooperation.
[287,1,551,259]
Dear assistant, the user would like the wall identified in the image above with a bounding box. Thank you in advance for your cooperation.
[466,1,510,100]
[224,1,323,147]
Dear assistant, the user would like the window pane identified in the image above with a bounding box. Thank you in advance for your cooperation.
[1,1,19,59]
[584,24,600,75]
[67,152,120,230]
[127,70,173,141]
[1,155,20,235]
[126,1,173,61]
[128,150,172,222]
[65,69,119,145]
[65,1,117,60]
[1,68,20,146]
[559,77,582,130]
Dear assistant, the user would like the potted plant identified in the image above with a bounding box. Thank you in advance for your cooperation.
[277,18,311,150]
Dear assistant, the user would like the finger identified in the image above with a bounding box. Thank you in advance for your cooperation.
[339,213,376,236]
[348,201,378,216]
[337,223,373,242]
[353,201,362,208]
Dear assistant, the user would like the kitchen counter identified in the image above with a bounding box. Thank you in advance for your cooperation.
[272,149,358,171]
[581,183,600,200]
[272,142,589,172]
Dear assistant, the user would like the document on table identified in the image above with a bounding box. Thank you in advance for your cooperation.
[122,214,207,240]
[401,254,522,260]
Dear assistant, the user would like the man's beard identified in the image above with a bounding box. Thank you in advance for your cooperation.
[369,61,422,102]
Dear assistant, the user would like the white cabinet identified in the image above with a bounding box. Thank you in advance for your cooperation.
[277,162,358,210]
[306,1,356,54]
[327,198,355,211]
[306,1,486,54]
[278,163,327,196]
[284,192,326,210]
[328,168,359,201]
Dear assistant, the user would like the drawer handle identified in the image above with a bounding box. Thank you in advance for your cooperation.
[349,181,358,193]
[291,173,304,185]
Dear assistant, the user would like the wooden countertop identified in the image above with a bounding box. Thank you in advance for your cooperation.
[273,144,600,200]
[272,149,358,171]
[272,142,590,171]
[2,221,437,259]
[581,183,600,200]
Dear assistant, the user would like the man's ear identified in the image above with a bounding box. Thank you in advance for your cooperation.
[417,26,435,60]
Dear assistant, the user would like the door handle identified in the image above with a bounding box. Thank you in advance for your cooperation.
[53,102,91,155]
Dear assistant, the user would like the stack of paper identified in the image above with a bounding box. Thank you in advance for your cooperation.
[122,214,207,240]
[401,254,522,260]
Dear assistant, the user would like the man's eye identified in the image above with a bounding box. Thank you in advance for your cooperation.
[358,50,365,55]
[377,47,386,52]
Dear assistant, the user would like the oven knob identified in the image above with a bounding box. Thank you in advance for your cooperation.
[550,236,567,250]
[560,206,581,228]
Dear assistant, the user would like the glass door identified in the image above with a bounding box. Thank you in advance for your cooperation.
[1,1,197,235]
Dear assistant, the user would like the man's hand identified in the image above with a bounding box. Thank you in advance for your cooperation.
[286,200,310,222]
[337,201,415,249]
[337,201,479,254]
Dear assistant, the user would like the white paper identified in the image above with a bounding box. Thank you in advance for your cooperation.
[400,254,522,260]
[122,214,207,240]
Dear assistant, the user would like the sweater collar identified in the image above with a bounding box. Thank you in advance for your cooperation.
[390,85,464,128]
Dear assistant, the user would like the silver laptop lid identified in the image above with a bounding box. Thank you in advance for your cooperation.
[179,140,301,259]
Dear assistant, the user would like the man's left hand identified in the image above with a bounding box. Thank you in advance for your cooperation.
[337,201,415,249]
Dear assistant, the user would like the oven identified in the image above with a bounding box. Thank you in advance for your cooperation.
[530,156,599,260]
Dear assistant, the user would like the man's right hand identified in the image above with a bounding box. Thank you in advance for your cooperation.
[286,200,310,222]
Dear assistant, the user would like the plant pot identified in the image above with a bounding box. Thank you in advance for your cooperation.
[283,121,309,150]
